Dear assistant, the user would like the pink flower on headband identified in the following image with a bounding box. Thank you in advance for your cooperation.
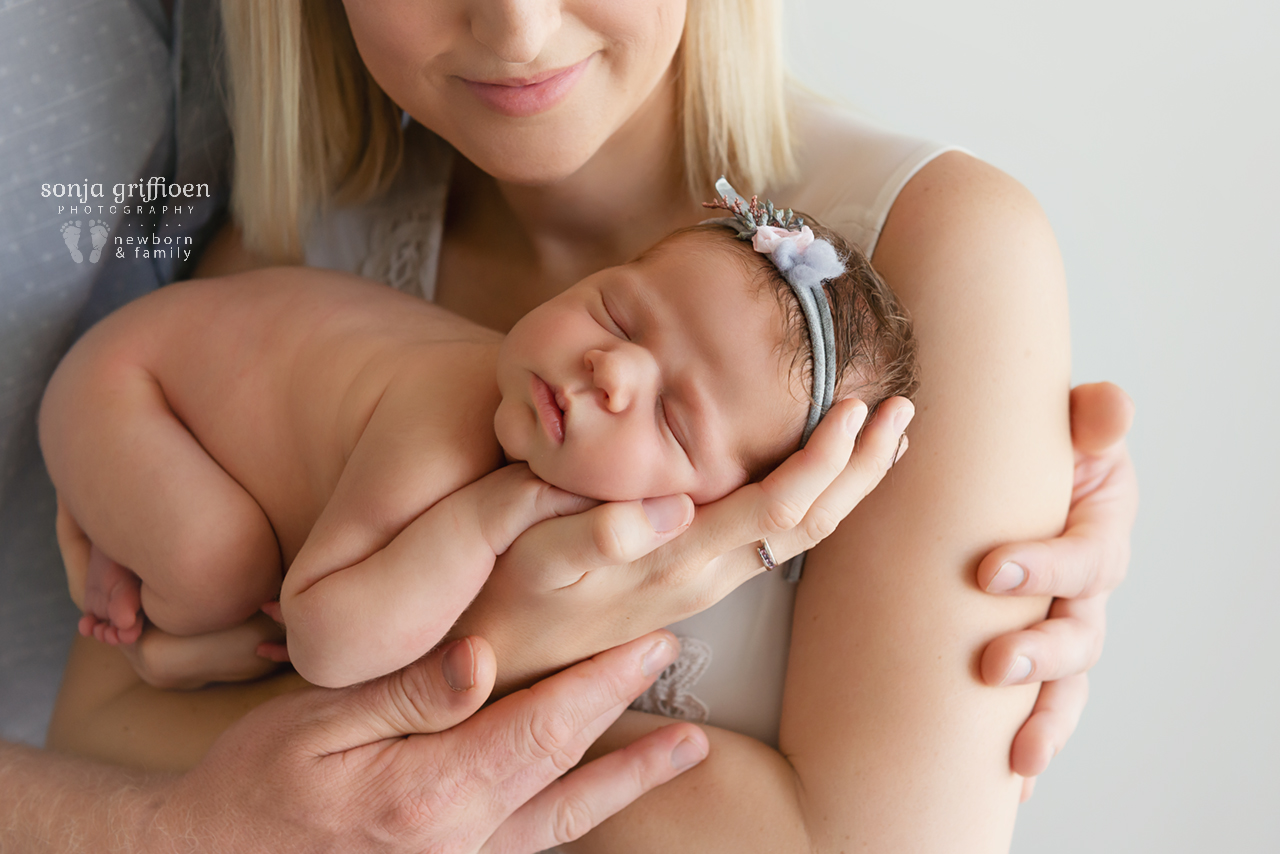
[752,225,815,254]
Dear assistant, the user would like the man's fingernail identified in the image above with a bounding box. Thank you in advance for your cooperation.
[671,737,708,771]
[442,638,475,692]
[1002,655,1033,685]
[893,402,916,433]
[642,639,677,677]
[845,401,869,436]
[642,496,689,533]
[987,561,1027,593]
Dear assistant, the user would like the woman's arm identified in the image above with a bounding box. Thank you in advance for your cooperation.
[562,152,1074,853]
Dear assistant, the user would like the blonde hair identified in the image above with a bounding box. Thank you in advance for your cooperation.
[220,0,795,262]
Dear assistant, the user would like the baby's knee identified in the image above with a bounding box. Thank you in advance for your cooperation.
[147,505,282,633]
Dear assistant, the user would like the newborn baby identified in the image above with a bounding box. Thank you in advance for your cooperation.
[40,208,917,689]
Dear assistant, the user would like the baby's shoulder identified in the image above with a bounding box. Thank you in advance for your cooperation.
[353,338,504,494]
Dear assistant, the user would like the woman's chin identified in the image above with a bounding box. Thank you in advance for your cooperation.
[437,123,614,187]
[470,147,602,187]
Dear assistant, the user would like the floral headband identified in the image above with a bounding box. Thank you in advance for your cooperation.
[702,177,844,445]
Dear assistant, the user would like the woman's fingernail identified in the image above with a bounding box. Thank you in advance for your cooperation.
[987,561,1027,593]
[845,401,869,436]
[670,737,708,771]
[642,495,689,533]
[893,401,916,433]
[1002,655,1034,685]
[442,638,476,692]
[893,434,909,464]
[642,639,677,677]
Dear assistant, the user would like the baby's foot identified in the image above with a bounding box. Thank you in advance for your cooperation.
[87,219,110,263]
[79,544,144,645]
[59,220,83,263]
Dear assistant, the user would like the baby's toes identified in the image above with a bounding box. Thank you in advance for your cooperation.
[78,613,99,637]
[116,621,143,645]
[106,578,142,630]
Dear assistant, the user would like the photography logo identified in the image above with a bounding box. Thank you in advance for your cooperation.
[58,219,110,264]
[43,177,209,265]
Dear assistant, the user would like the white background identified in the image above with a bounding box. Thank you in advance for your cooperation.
[785,1,1279,851]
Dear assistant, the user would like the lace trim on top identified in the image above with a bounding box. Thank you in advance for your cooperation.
[629,636,713,722]
[359,126,454,300]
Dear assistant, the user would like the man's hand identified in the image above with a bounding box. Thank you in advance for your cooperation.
[976,382,1138,800]
[142,631,705,853]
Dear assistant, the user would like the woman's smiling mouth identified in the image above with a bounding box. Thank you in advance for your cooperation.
[460,55,594,118]
[531,373,565,444]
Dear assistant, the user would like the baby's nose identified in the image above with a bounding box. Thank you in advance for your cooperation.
[585,347,651,413]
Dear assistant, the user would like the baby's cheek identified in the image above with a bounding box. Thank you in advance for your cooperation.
[542,450,654,503]
[493,400,530,463]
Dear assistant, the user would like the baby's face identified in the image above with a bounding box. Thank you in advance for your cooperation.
[496,235,806,504]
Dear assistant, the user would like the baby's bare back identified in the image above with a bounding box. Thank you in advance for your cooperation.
[45,267,504,568]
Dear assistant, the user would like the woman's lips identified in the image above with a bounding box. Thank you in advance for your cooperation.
[531,374,565,444]
[462,55,593,118]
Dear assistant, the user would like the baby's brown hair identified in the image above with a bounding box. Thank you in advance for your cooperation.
[669,217,919,460]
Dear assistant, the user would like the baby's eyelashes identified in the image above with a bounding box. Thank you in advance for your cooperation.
[658,396,689,457]
[600,294,630,339]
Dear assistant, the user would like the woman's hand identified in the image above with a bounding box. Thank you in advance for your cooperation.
[976,382,1138,799]
[452,395,916,693]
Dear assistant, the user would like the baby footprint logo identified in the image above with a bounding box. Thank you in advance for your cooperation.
[60,220,83,263]
[87,219,110,263]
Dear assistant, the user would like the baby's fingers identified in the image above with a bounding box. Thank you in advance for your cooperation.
[479,464,599,555]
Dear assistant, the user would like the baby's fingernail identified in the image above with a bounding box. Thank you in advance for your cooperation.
[642,496,689,533]
[442,638,476,692]
[1002,655,1034,685]
[642,639,677,677]
[893,401,915,433]
[987,561,1027,593]
[845,401,869,436]
[670,737,708,771]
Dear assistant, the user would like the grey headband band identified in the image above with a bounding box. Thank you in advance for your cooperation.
[704,177,843,446]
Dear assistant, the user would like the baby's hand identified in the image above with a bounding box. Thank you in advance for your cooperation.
[465,463,598,556]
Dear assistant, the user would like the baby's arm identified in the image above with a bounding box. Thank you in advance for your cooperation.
[280,373,591,689]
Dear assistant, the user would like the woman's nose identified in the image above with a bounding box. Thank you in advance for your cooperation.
[468,0,562,65]
[584,347,654,414]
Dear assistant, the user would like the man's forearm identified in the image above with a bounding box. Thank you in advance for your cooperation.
[0,739,169,853]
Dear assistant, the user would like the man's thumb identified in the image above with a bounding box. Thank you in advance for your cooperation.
[312,637,498,751]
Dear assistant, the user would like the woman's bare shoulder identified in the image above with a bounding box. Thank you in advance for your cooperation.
[875,150,1065,309]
